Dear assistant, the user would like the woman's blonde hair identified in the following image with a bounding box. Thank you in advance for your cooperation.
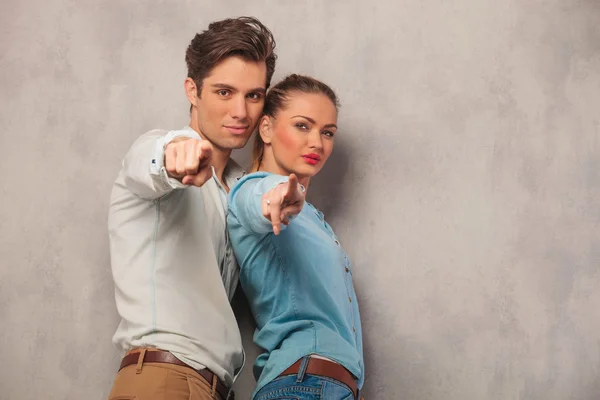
[250,74,339,172]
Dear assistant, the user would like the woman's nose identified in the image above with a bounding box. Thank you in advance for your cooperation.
[307,131,323,150]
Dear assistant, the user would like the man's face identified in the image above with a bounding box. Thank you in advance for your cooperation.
[189,56,267,151]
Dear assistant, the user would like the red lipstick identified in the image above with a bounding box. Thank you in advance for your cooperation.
[302,153,321,165]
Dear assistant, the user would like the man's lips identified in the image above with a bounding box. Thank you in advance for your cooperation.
[224,125,249,135]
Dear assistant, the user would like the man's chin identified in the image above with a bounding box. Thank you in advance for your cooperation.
[211,136,251,151]
[228,135,252,150]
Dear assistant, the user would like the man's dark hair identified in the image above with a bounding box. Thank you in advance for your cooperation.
[185,16,277,95]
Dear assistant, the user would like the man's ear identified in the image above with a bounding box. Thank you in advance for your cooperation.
[184,77,199,106]
[259,115,273,144]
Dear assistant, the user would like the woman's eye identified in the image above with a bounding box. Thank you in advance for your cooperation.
[323,130,335,137]
[295,123,308,130]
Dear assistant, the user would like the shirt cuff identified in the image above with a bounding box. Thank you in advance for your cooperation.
[151,129,200,189]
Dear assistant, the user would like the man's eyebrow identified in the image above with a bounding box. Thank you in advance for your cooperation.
[211,83,236,90]
[211,83,266,93]
[292,115,338,129]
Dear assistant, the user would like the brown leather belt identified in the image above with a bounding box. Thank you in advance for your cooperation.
[280,357,359,399]
[119,349,230,400]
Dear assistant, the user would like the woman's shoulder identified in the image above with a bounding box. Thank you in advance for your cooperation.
[228,171,290,203]
[237,170,270,182]
[230,171,272,194]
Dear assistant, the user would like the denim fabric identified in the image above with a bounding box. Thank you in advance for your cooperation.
[254,373,355,400]
[227,172,364,399]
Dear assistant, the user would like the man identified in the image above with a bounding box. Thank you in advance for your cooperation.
[107,17,277,400]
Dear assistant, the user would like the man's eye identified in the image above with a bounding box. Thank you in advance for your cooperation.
[217,90,230,96]
[248,92,262,100]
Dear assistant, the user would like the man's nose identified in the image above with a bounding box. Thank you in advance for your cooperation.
[230,95,248,120]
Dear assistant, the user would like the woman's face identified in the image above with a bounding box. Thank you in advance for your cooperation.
[260,92,338,180]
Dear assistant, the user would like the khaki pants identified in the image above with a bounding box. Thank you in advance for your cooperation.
[108,349,224,400]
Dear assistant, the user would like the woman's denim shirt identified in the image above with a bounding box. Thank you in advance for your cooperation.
[227,172,364,398]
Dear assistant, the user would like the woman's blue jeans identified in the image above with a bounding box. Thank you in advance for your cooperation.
[254,357,357,400]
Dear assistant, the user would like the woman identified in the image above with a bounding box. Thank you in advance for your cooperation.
[227,75,364,400]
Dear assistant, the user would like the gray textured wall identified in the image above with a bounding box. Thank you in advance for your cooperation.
[1,1,599,399]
